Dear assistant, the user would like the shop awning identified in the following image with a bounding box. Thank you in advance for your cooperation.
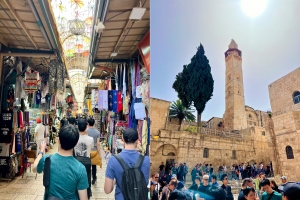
[89,0,150,79]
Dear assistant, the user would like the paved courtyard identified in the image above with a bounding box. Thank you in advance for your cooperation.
[0,141,114,200]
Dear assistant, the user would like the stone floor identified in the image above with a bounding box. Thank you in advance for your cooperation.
[0,140,114,200]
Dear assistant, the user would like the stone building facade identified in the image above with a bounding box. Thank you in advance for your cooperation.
[150,98,271,176]
[268,67,300,181]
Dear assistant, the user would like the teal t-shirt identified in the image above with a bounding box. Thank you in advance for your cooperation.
[261,191,282,200]
[37,153,89,200]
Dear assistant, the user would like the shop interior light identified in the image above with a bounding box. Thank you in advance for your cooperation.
[129,7,146,20]
[110,52,118,57]
[103,70,107,73]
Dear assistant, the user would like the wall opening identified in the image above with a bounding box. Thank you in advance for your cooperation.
[293,91,300,104]
[203,148,209,158]
[232,150,236,159]
[286,146,294,159]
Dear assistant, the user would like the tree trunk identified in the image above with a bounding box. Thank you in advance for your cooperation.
[197,112,202,133]
[178,118,183,131]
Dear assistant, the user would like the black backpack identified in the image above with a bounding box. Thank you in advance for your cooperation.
[114,154,148,200]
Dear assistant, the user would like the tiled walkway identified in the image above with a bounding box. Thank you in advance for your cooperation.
[0,141,114,200]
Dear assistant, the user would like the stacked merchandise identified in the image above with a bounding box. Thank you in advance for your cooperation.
[90,61,150,156]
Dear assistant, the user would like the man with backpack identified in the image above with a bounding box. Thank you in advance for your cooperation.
[183,163,188,182]
[104,128,150,200]
[32,125,89,199]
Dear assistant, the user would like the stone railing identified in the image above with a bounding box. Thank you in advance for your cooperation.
[165,123,243,139]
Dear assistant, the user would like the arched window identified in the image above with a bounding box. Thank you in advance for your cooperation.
[286,146,294,159]
[293,91,300,104]
[203,148,209,158]
[249,114,252,119]
[232,150,236,159]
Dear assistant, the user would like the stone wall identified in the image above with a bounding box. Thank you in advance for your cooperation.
[268,67,300,181]
[150,98,171,136]
[268,67,300,116]
[150,128,271,176]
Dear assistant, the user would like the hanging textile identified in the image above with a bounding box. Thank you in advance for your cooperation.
[117,91,123,113]
[112,90,118,113]
[135,62,141,87]
[48,59,64,94]
[123,94,130,115]
[103,90,108,110]
[87,99,93,116]
[15,61,23,99]
[98,90,103,110]
[142,119,148,155]
[134,102,146,120]
[131,62,136,98]
[115,66,118,90]
[0,110,13,143]
[122,64,127,97]
[142,79,150,111]
[108,90,113,111]
[98,80,105,90]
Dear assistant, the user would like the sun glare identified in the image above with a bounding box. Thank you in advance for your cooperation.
[241,0,268,18]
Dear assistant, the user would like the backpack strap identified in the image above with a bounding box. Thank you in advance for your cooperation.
[43,155,52,199]
[114,154,129,170]
[134,154,145,169]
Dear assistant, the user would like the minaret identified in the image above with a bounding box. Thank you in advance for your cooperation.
[223,39,247,131]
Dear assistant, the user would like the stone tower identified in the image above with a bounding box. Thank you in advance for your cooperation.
[223,39,247,131]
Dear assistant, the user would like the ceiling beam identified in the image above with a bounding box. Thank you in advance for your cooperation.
[0,35,8,46]
[3,0,38,49]
[94,59,128,63]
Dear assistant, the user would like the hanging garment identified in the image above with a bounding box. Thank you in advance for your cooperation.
[18,111,24,129]
[136,85,143,98]
[138,120,143,144]
[103,90,108,110]
[87,99,92,116]
[15,61,23,99]
[134,103,146,120]
[125,63,129,93]
[112,90,118,113]
[122,64,127,97]
[135,62,141,87]
[111,78,116,90]
[15,133,21,153]
[117,91,123,113]
[142,79,150,111]
[36,90,41,105]
[131,62,136,98]
[123,94,130,115]
[98,90,104,110]
[115,66,118,90]
[106,78,110,90]
[0,143,10,156]
[108,78,112,90]
[7,85,15,108]
[98,80,105,90]
[108,90,113,111]
[0,110,13,143]
[118,65,122,91]
[142,119,148,155]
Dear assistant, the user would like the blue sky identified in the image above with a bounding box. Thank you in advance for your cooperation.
[151,0,300,121]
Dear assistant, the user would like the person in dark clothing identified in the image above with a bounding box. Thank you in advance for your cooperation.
[242,187,256,200]
[238,178,254,200]
[177,163,185,181]
[221,174,234,200]
[189,176,201,200]
[166,170,172,184]
[68,117,77,126]
[150,181,159,200]
[198,175,211,194]
[159,162,165,171]
[191,166,199,184]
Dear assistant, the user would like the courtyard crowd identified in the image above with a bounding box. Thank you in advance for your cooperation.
[149,161,300,200]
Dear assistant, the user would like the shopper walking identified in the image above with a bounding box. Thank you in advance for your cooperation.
[87,118,102,185]
[34,118,45,156]
[33,125,89,200]
[104,128,150,200]
[221,174,234,200]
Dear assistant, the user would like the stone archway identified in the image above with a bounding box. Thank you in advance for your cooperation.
[151,144,177,175]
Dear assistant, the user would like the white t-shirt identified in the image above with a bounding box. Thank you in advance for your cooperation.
[74,134,93,158]
[35,123,45,141]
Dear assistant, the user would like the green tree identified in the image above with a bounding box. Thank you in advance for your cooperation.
[173,44,214,132]
[169,99,196,130]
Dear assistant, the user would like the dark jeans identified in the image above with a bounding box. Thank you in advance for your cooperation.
[92,165,97,180]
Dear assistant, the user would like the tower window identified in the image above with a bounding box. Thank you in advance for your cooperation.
[262,131,265,136]
[232,150,236,159]
[286,146,294,159]
[249,114,252,118]
[293,91,300,104]
[203,148,209,158]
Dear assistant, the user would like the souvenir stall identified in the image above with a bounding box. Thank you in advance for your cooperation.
[0,57,66,181]
[90,57,150,156]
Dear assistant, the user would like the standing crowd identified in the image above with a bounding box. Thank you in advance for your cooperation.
[149,161,300,200]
